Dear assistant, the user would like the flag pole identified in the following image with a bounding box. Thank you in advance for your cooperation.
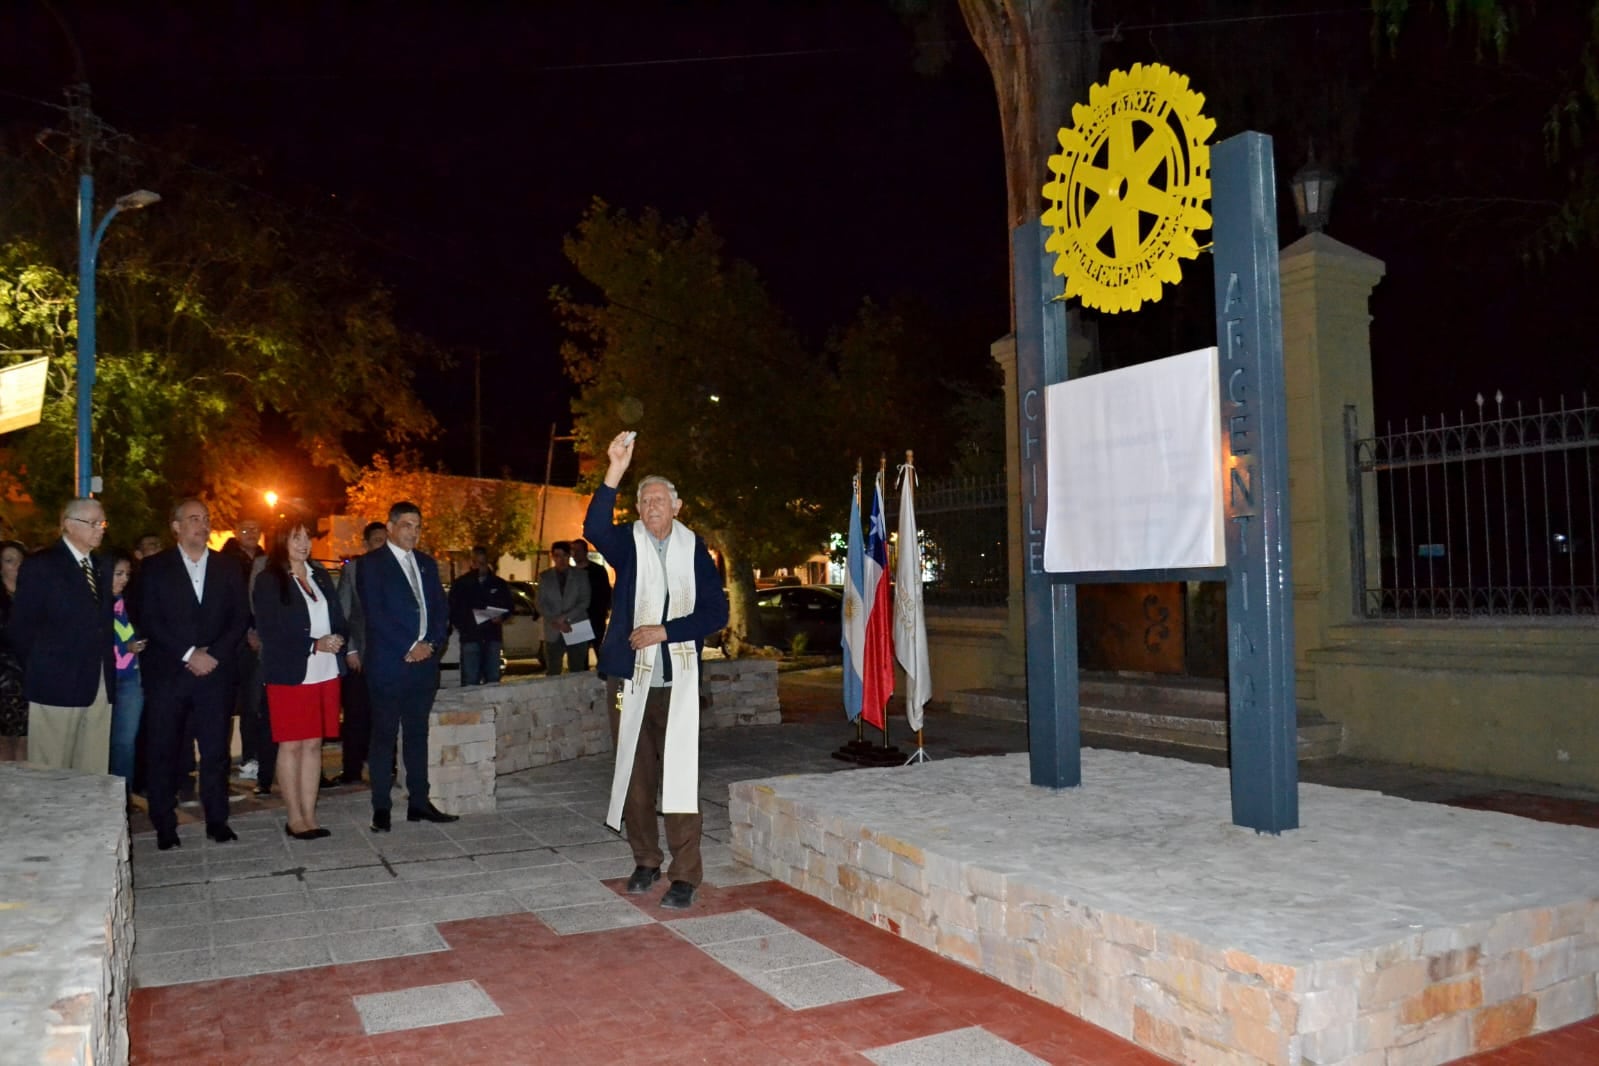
[834,458,873,765]
[901,450,931,767]
[878,454,894,752]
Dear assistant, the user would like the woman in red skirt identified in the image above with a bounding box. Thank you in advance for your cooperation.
[253,518,348,839]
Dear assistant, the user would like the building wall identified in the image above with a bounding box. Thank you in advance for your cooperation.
[1308,622,1598,787]
[962,233,1599,789]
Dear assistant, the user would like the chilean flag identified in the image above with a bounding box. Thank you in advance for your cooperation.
[841,475,866,722]
[861,470,895,730]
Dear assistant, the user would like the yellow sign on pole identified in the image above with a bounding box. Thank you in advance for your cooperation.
[1042,63,1215,313]
[0,356,49,435]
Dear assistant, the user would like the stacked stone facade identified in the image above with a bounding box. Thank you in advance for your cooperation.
[425,663,780,815]
[730,778,1599,1065]
[700,659,781,729]
[0,767,131,1066]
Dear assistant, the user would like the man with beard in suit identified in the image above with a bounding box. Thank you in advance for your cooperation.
[139,498,248,850]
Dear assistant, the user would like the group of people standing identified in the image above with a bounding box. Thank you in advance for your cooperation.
[0,496,461,848]
[1,448,727,912]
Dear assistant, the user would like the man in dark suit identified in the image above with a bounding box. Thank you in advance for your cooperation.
[335,520,387,783]
[139,497,249,850]
[7,497,116,772]
[356,501,456,831]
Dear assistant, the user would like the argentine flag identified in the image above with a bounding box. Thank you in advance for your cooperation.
[841,475,866,721]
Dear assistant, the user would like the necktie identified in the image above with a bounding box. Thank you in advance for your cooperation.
[404,553,423,604]
[81,556,98,600]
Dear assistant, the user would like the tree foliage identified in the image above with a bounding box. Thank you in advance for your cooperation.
[552,200,837,651]
[345,453,540,562]
[0,132,438,540]
[552,201,1001,652]
[1375,0,1599,256]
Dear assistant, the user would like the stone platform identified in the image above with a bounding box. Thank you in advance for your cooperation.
[729,750,1599,1065]
[0,765,130,1066]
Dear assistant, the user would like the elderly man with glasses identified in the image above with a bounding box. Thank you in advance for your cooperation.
[6,498,117,772]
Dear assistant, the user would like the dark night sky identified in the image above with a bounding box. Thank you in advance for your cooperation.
[3,2,1595,483]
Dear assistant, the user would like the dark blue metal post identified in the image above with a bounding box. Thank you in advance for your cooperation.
[76,172,96,498]
[1013,221,1080,789]
[1210,132,1299,832]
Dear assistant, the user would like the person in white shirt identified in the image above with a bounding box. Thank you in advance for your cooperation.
[253,518,348,839]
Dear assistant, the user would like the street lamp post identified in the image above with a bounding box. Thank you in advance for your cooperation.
[77,180,159,497]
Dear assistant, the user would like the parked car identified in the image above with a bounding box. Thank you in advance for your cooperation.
[441,579,544,671]
[753,584,844,653]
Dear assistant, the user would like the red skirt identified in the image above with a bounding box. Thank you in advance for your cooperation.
[266,677,342,743]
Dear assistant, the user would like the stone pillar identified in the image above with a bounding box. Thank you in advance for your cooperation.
[1277,232,1385,715]
[992,335,1027,688]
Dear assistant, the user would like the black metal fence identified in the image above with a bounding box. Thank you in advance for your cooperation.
[891,472,1008,608]
[1346,393,1598,618]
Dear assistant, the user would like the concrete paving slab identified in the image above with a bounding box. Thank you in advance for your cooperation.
[739,957,901,1010]
[326,924,449,965]
[535,899,656,935]
[667,908,790,946]
[412,892,526,924]
[130,948,211,989]
[352,979,502,1035]
[864,1026,1048,1066]
[212,934,332,978]
[700,931,841,972]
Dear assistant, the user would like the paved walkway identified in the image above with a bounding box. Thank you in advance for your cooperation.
[126,668,1599,1064]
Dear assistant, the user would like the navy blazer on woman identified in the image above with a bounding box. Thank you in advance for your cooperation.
[252,562,348,686]
[7,539,115,706]
[355,544,448,687]
[582,484,728,681]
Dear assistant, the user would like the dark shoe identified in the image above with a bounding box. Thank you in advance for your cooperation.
[286,826,321,841]
[339,771,364,785]
[312,827,332,838]
[659,880,696,910]
[371,809,391,832]
[625,865,661,894]
[205,823,238,844]
[406,802,458,823]
[156,829,181,851]
[319,776,340,789]
[254,783,272,797]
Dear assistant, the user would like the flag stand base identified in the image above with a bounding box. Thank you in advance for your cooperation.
[832,737,905,766]
[904,745,929,766]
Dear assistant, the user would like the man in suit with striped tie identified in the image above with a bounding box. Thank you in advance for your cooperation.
[6,497,116,772]
[356,501,455,831]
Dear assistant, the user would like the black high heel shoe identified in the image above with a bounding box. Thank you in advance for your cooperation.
[284,825,321,841]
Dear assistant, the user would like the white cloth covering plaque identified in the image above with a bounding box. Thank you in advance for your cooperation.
[1044,346,1225,573]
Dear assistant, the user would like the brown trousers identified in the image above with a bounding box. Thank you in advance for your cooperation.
[608,678,703,886]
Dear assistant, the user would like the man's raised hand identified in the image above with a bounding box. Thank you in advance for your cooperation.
[604,431,637,487]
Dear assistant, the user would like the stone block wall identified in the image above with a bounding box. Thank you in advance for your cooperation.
[0,766,131,1066]
[730,781,1599,1066]
[700,658,780,729]
[485,673,610,772]
[424,663,779,815]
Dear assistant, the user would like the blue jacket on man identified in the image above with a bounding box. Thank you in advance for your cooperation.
[355,543,448,686]
[583,483,727,680]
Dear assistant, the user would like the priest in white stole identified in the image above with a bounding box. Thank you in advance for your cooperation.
[583,432,729,910]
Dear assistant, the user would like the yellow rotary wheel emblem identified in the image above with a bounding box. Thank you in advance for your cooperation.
[1042,63,1215,314]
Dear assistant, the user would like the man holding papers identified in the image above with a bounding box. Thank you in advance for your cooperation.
[448,546,514,685]
[536,541,592,675]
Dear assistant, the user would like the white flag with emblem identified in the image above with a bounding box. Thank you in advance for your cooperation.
[894,459,931,731]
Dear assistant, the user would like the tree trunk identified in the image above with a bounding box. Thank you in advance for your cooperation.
[957,0,1100,329]
[712,535,766,656]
